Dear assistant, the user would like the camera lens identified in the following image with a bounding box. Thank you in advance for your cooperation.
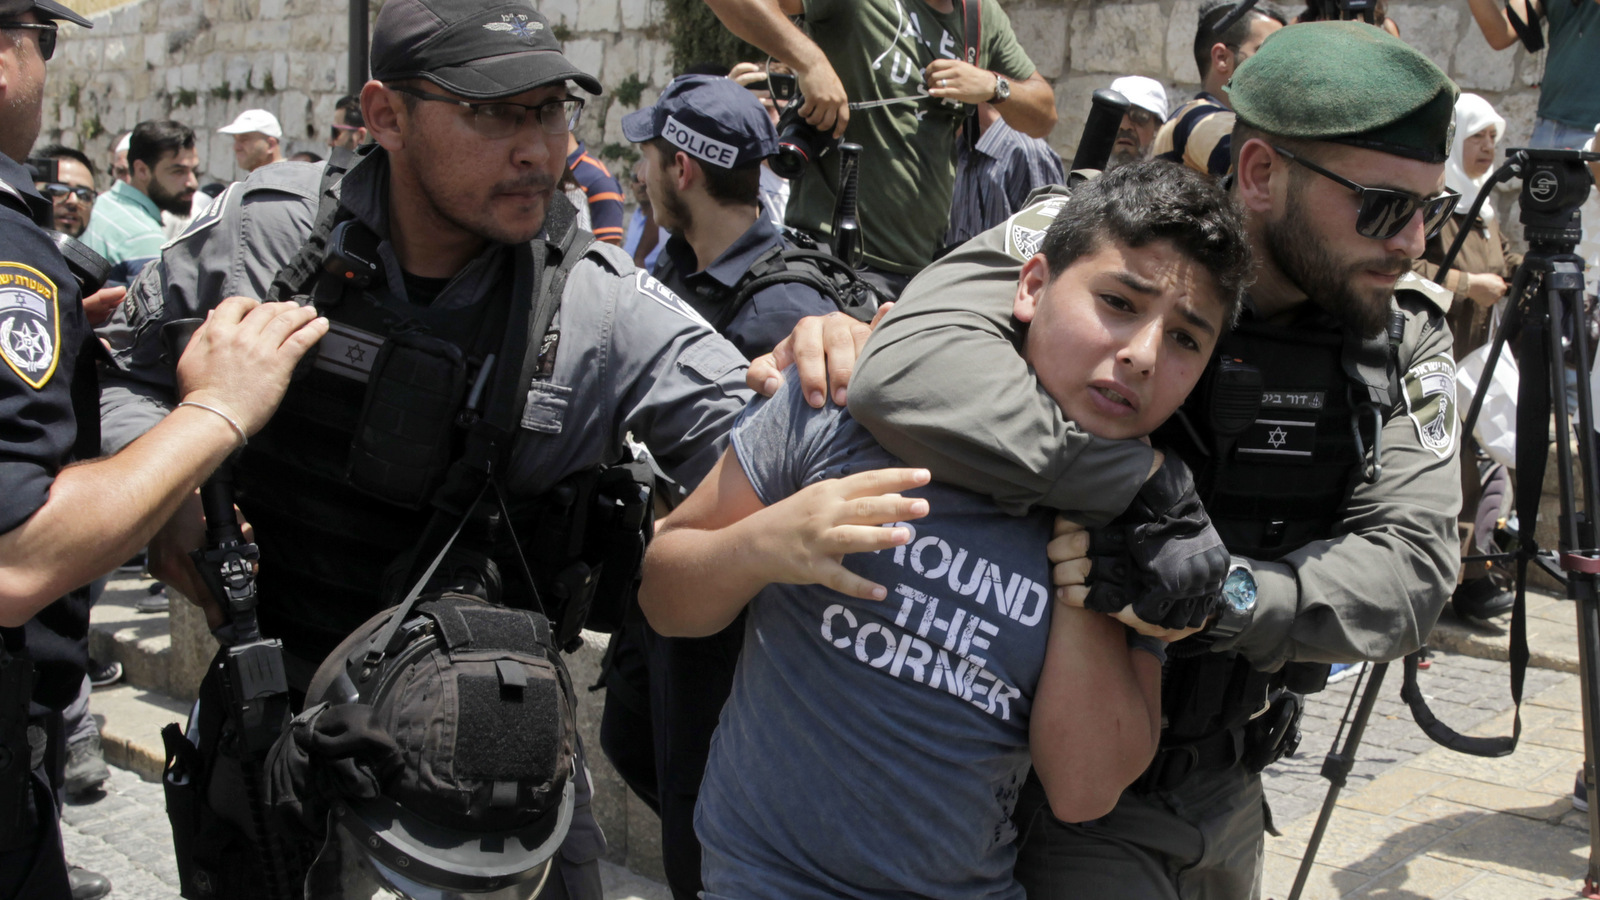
[771,142,810,180]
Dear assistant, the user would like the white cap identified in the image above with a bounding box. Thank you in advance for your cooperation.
[217,109,283,138]
[114,132,131,153]
[1110,76,1169,121]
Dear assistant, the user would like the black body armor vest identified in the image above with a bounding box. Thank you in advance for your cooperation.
[1152,310,1398,741]
[237,159,645,669]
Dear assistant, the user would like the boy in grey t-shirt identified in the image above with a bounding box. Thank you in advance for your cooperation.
[638,163,1251,900]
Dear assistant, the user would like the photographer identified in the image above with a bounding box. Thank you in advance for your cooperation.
[1154,0,1287,177]
[1467,0,1600,151]
[704,0,1055,299]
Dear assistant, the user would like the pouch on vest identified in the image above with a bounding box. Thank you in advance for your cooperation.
[347,332,470,509]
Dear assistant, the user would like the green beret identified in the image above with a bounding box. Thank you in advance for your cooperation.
[1226,21,1459,163]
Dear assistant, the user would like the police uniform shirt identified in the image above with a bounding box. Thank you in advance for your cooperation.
[852,193,1461,670]
[0,151,98,710]
[99,149,751,662]
[650,215,836,360]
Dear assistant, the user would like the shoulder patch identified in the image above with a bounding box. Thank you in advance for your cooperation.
[1402,352,1458,459]
[0,261,60,390]
[1395,270,1452,316]
[1004,195,1068,262]
[636,271,713,329]
[167,182,239,246]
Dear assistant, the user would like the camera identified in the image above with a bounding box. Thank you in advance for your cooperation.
[771,100,840,180]
[23,156,57,185]
[744,72,798,103]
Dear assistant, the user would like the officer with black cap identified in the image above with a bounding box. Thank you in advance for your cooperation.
[0,1,328,898]
[96,0,750,897]
[790,20,1464,899]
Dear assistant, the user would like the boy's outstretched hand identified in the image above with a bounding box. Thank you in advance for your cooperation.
[756,467,930,601]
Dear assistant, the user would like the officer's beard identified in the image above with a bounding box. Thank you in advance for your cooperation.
[1264,184,1404,338]
[655,177,693,236]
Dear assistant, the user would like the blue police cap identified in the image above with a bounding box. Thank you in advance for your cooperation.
[621,74,779,170]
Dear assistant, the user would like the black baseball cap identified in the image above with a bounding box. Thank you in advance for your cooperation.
[0,0,92,27]
[370,0,601,100]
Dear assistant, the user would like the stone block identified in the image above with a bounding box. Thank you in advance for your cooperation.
[1425,810,1589,887]
[225,54,253,91]
[1454,27,1517,92]
[144,31,169,67]
[1009,6,1068,81]
[1343,853,1484,898]
[1391,793,1488,827]
[1389,4,1459,76]
[1047,73,1111,162]
[1519,48,1545,89]
[278,89,309,139]
[540,0,580,30]
[578,0,620,33]
[1165,0,1204,84]
[179,62,200,92]
[104,36,127,65]
[1259,850,1353,900]
[166,590,219,702]
[565,39,607,86]
[620,0,658,31]
[643,39,673,87]
[1272,807,1451,877]
[1431,777,1570,821]
[1068,3,1166,76]
[1341,765,1454,816]
[601,37,642,89]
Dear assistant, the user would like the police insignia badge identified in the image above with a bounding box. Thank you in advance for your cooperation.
[1004,196,1067,262]
[0,262,61,390]
[1403,353,1458,459]
[636,272,714,329]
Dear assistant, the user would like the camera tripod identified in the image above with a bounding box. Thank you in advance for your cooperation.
[1289,147,1600,898]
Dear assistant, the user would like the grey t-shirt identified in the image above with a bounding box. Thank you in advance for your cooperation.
[696,378,1057,900]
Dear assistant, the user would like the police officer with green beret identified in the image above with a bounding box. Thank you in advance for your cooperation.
[823,21,1464,898]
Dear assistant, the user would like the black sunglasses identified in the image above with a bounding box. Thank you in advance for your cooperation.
[39,183,95,202]
[0,21,57,60]
[1274,146,1459,241]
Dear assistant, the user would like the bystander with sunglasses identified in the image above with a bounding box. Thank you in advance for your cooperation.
[29,144,97,238]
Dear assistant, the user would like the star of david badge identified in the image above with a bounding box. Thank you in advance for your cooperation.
[1266,426,1288,449]
[345,344,366,365]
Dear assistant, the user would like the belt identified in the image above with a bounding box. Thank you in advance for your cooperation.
[1134,727,1244,794]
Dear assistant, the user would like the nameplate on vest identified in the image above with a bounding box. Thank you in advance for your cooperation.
[1260,391,1325,411]
[1236,418,1316,459]
[313,321,382,382]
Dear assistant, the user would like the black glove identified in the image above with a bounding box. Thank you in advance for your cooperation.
[265,702,404,839]
[1083,453,1230,630]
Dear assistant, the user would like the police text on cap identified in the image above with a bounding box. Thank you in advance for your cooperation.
[662,115,738,168]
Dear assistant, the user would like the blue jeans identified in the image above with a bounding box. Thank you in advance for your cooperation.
[1530,116,1594,151]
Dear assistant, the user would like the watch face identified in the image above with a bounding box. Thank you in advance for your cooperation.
[1222,567,1257,614]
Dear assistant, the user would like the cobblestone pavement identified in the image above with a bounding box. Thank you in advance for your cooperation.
[55,642,1572,899]
[1263,648,1569,828]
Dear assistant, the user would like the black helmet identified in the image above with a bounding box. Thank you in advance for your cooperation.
[295,592,577,899]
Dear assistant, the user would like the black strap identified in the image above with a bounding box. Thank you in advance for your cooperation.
[263,147,361,305]
[961,0,981,65]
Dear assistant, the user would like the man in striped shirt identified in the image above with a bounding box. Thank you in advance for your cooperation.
[1153,0,1285,177]
[566,132,626,245]
[81,120,198,269]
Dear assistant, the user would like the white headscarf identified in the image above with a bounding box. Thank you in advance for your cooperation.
[1446,93,1507,224]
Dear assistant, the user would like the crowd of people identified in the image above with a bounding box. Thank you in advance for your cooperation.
[2,0,1597,899]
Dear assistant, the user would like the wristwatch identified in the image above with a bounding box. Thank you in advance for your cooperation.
[1206,558,1257,643]
[990,73,1010,104]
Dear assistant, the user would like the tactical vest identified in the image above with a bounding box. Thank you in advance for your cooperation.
[239,155,648,669]
[1151,309,1400,741]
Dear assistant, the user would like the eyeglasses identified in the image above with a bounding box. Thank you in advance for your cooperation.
[1273,145,1460,241]
[329,122,362,141]
[39,183,95,203]
[386,85,584,139]
[1127,107,1159,129]
[0,21,57,60]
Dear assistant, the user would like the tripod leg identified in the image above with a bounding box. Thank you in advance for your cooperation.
[1287,661,1389,900]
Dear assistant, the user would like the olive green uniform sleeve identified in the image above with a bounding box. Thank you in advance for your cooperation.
[849,194,1155,522]
[1213,293,1461,669]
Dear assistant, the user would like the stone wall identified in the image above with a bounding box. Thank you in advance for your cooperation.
[44,1,1555,198]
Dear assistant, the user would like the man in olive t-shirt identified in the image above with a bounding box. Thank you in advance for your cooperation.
[705,0,1057,297]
